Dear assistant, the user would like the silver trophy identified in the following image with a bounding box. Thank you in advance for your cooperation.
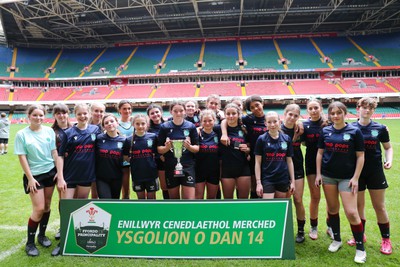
[171,140,185,177]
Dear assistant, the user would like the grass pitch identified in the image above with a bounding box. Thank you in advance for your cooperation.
[0,120,399,266]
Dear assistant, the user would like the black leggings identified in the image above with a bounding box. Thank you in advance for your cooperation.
[96,179,122,199]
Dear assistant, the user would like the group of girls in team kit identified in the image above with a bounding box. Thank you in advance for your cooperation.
[16,95,392,263]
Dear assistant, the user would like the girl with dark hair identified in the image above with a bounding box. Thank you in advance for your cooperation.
[117,99,134,199]
[147,104,169,199]
[95,113,126,199]
[316,101,366,264]
[221,95,267,198]
[219,103,250,199]
[157,100,199,199]
[301,98,332,240]
[51,103,72,241]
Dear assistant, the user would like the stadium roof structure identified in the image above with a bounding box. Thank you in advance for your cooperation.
[0,0,399,48]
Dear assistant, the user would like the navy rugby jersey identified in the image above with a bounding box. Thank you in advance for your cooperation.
[95,133,127,181]
[242,114,268,151]
[352,120,389,168]
[186,114,200,127]
[59,124,102,184]
[301,118,323,164]
[124,132,158,182]
[254,132,294,184]
[219,125,249,167]
[281,124,304,173]
[318,124,364,179]
[157,120,199,167]
[196,126,221,175]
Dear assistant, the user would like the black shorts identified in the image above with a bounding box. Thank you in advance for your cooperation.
[262,182,290,194]
[359,167,389,191]
[23,167,56,194]
[294,167,305,180]
[156,157,165,171]
[165,165,196,189]
[0,138,8,144]
[221,162,251,178]
[248,155,256,175]
[133,179,159,192]
[67,182,92,188]
[195,174,219,185]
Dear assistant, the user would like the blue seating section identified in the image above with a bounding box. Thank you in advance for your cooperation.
[160,43,201,73]
[277,38,326,69]
[0,46,13,77]
[312,37,376,68]
[202,41,237,71]
[124,45,168,74]
[241,40,282,70]
[352,33,400,66]
[53,48,104,78]
[14,47,60,78]
[4,34,399,78]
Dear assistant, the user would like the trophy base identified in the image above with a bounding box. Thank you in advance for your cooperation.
[174,170,185,177]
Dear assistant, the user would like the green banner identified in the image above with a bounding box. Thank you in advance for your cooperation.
[60,199,295,259]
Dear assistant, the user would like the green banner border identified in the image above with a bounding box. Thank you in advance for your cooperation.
[60,199,295,259]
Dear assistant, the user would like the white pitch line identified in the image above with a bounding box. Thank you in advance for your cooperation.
[0,239,25,261]
[0,220,59,261]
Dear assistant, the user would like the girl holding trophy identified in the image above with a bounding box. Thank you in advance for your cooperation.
[157,100,199,199]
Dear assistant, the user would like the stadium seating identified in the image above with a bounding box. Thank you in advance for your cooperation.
[52,48,104,78]
[352,33,400,66]
[66,86,111,101]
[312,37,375,68]
[240,40,282,70]
[122,44,169,75]
[12,87,42,101]
[40,87,74,101]
[159,43,202,73]
[202,41,238,71]
[245,81,292,95]
[277,38,327,69]
[13,47,60,78]
[108,84,154,100]
[0,46,13,77]
[340,79,394,94]
[88,46,135,77]
[290,80,343,95]
[197,82,242,97]
[151,83,197,99]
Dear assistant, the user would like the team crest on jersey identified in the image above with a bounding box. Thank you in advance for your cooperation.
[117,142,123,149]
[184,129,189,137]
[343,133,350,141]
[194,116,199,123]
[147,139,153,147]
[46,137,50,142]
[371,130,378,137]
[103,140,105,143]
[214,137,218,144]
[238,130,243,137]
[281,142,288,150]
[91,133,96,141]
[74,136,78,140]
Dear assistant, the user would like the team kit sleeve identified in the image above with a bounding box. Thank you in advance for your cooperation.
[14,130,27,155]
[354,128,365,152]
